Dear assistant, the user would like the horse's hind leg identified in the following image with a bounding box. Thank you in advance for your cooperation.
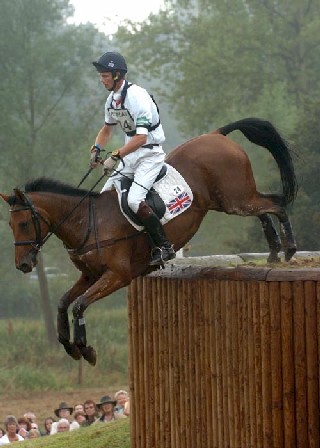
[235,193,296,262]
[259,214,282,263]
[259,194,297,261]
[278,213,297,261]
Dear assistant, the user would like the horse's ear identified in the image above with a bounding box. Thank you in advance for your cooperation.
[13,188,25,202]
[0,193,10,203]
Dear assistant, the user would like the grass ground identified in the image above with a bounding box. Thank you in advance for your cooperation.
[22,419,130,448]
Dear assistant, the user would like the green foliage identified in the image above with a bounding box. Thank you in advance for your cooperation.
[114,0,320,253]
[0,308,128,392]
[0,0,123,318]
[22,419,130,448]
[116,1,320,135]
[1,0,320,312]
[288,99,320,249]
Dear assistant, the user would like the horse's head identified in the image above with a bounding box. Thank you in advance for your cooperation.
[0,188,50,273]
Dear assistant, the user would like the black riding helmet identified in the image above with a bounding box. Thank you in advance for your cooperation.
[93,51,127,76]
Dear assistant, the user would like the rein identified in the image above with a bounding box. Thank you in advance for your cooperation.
[10,172,107,253]
[10,166,147,255]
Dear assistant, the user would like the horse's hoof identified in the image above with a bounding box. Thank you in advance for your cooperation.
[60,339,82,360]
[267,252,281,263]
[285,246,297,261]
[80,345,97,366]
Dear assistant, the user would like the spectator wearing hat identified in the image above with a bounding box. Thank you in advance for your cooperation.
[0,415,24,444]
[50,402,79,434]
[96,395,126,423]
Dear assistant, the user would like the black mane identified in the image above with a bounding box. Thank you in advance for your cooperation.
[24,177,100,197]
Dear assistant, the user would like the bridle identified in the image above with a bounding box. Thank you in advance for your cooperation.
[9,171,145,257]
[10,191,51,252]
[9,170,109,254]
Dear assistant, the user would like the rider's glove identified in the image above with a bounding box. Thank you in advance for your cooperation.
[103,150,121,174]
[90,144,102,168]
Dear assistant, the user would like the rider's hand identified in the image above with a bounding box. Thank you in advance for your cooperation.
[103,156,118,174]
[90,144,102,168]
[103,149,121,174]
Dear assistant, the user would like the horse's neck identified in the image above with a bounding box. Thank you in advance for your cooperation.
[34,193,91,248]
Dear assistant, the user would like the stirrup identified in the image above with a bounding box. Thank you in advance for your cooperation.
[149,245,176,266]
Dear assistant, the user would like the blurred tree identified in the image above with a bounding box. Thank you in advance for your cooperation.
[114,0,320,253]
[115,0,320,134]
[0,0,108,187]
[0,0,118,326]
[286,99,320,250]
[227,99,320,254]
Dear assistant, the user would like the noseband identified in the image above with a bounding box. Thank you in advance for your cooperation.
[10,192,50,252]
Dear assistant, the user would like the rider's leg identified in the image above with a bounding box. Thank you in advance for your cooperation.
[136,201,175,265]
[127,150,175,265]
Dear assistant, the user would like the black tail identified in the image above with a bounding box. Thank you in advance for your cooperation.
[216,117,298,205]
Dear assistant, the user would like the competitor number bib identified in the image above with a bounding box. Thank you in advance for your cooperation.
[107,108,136,134]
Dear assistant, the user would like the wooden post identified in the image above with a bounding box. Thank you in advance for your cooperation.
[128,265,320,448]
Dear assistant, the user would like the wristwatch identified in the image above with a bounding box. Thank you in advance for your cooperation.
[111,149,121,159]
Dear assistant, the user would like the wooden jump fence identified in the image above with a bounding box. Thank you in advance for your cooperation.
[127,264,320,448]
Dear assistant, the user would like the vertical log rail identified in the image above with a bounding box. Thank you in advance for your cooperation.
[293,281,308,447]
[281,282,295,447]
[269,282,284,448]
[304,281,320,448]
[128,266,320,448]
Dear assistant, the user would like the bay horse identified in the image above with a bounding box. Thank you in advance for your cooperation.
[0,118,297,365]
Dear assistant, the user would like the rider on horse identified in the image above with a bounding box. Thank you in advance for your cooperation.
[90,51,175,266]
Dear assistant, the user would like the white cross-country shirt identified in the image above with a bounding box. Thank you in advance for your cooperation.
[104,81,165,146]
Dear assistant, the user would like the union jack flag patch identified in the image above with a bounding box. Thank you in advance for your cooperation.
[166,191,192,215]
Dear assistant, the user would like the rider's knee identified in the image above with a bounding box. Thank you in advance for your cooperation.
[127,193,140,213]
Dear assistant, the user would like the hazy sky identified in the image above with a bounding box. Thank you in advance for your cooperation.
[69,0,165,34]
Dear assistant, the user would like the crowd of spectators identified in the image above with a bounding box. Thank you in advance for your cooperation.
[0,390,130,444]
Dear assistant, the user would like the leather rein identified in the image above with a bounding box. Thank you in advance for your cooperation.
[10,190,143,256]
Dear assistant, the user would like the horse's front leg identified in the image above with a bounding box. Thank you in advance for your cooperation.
[57,273,95,360]
[72,268,131,366]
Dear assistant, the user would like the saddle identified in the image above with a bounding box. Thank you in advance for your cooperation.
[119,165,167,226]
[113,163,193,230]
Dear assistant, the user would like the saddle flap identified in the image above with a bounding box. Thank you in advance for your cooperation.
[120,173,167,227]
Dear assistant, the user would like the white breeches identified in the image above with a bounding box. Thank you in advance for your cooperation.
[101,146,165,213]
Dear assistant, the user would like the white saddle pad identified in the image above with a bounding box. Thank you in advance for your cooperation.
[114,164,193,230]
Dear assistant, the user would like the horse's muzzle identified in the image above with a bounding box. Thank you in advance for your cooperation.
[17,262,33,273]
[16,249,38,273]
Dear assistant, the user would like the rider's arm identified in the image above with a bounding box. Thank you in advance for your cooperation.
[94,124,113,148]
[117,134,147,158]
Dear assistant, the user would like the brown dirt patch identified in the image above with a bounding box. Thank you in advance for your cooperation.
[245,256,320,269]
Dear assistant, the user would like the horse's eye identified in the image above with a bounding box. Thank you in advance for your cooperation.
[19,221,29,231]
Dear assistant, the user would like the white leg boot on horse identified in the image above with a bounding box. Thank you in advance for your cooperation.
[136,201,176,266]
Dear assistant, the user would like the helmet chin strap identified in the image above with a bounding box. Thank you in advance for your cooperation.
[110,72,124,91]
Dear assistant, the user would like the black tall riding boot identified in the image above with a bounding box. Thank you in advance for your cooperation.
[137,202,176,266]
